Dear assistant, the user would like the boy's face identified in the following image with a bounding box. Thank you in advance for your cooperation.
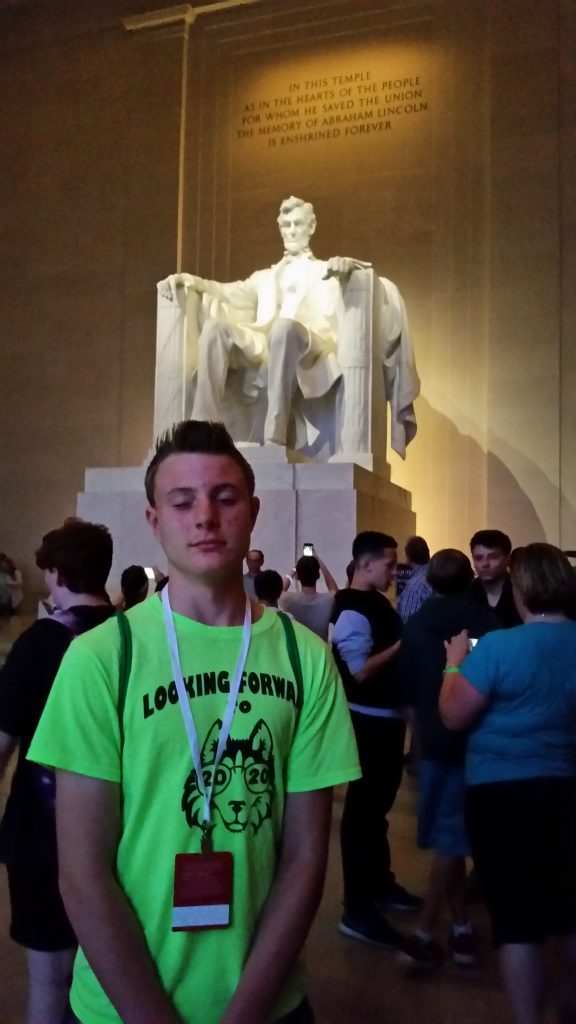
[471,545,509,583]
[367,548,398,592]
[146,453,259,584]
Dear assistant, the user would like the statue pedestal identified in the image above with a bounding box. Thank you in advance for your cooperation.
[77,452,415,591]
[241,450,414,582]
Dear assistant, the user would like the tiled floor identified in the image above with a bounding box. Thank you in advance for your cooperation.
[308,784,511,1024]
[0,616,514,1024]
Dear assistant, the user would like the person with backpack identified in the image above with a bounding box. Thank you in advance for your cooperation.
[29,419,360,1024]
[0,520,114,1024]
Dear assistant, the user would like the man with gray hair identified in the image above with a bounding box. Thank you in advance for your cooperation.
[160,196,369,446]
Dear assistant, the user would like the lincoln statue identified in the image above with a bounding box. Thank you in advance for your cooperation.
[158,196,419,459]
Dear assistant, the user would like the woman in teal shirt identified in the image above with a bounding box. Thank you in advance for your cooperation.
[440,543,576,1024]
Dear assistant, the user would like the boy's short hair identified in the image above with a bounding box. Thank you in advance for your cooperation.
[145,420,255,507]
[405,536,430,565]
[469,529,512,555]
[35,522,112,596]
[295,555,320,587]
[426,549,474,595]
[352,531,397,565]
[254,570,284,604]
[121,565,149,607]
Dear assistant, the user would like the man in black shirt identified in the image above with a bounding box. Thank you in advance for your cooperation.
[396,549,500,970]
[0,520,114,1024]
[332,531,421,948]
[468,529,522,628]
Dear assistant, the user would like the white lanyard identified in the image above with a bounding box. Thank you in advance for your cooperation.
[161,588,252,832]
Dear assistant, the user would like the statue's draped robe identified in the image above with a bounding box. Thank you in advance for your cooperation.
[185,254,419,458]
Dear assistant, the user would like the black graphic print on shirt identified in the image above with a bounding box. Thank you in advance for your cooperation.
[182,719,275,836]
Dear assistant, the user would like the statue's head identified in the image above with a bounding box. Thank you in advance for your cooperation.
[277,196,316,255]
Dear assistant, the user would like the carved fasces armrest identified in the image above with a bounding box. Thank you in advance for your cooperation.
[335,267,375,368]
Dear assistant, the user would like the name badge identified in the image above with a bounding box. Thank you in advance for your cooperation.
[172,852,233,931]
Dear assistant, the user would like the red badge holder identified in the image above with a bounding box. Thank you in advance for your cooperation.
[172,829,233,931]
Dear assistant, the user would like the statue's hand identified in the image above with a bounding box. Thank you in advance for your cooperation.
[157,273,203,302]
[323,256,372,280]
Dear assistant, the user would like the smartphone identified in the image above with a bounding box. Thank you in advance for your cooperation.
[303,543,315,556]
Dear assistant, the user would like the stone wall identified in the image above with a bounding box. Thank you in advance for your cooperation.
[1,0,575,600]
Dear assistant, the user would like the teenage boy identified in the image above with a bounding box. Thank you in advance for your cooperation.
[468,529,521,628]
[0,521,114,1024]
[331,531,421,949]
[29,420,360,1024]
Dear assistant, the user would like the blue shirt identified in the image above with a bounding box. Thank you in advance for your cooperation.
[461,622,576,785]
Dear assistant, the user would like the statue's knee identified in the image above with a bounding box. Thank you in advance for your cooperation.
[201,315,227,335]
[269,318,305,351]
[198,317,230,353]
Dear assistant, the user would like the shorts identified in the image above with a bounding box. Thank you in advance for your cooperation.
[5,861,77,951]
[417,760,470,858]
[466,776,576,946]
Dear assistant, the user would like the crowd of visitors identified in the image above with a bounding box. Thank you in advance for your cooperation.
[1,421,575,1024]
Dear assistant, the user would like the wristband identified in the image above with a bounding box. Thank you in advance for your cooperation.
[443,666,461,674]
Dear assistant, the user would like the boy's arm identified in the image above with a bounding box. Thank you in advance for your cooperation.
[219,787,332,1024]
[352,640,401,683]
[56,770,182,1024]
[333,610,400,685]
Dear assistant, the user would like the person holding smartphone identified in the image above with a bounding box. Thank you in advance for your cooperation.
[280,549,338,641]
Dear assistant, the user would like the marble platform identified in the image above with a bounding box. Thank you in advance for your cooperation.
[77,448,415,590]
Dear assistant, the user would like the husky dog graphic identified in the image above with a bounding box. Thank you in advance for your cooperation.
[182,719,275,835]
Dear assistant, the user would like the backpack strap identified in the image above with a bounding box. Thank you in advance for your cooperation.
[277,612,303,715]
[115,610,133,749]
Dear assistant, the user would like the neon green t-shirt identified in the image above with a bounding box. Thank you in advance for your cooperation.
[28,598,360,1024]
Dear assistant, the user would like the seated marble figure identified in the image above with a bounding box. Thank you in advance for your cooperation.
[158,196,419,459]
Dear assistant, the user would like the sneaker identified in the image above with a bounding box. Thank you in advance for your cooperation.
[339,912,403,949]
[396,934,444,971]
[450,930,477,967]
[380,882,423,913]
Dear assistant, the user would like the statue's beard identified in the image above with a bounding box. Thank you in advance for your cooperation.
[283,245,313,258]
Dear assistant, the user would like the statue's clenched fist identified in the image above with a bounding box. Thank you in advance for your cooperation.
[157,273,204,302]
[323,256,372,280]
